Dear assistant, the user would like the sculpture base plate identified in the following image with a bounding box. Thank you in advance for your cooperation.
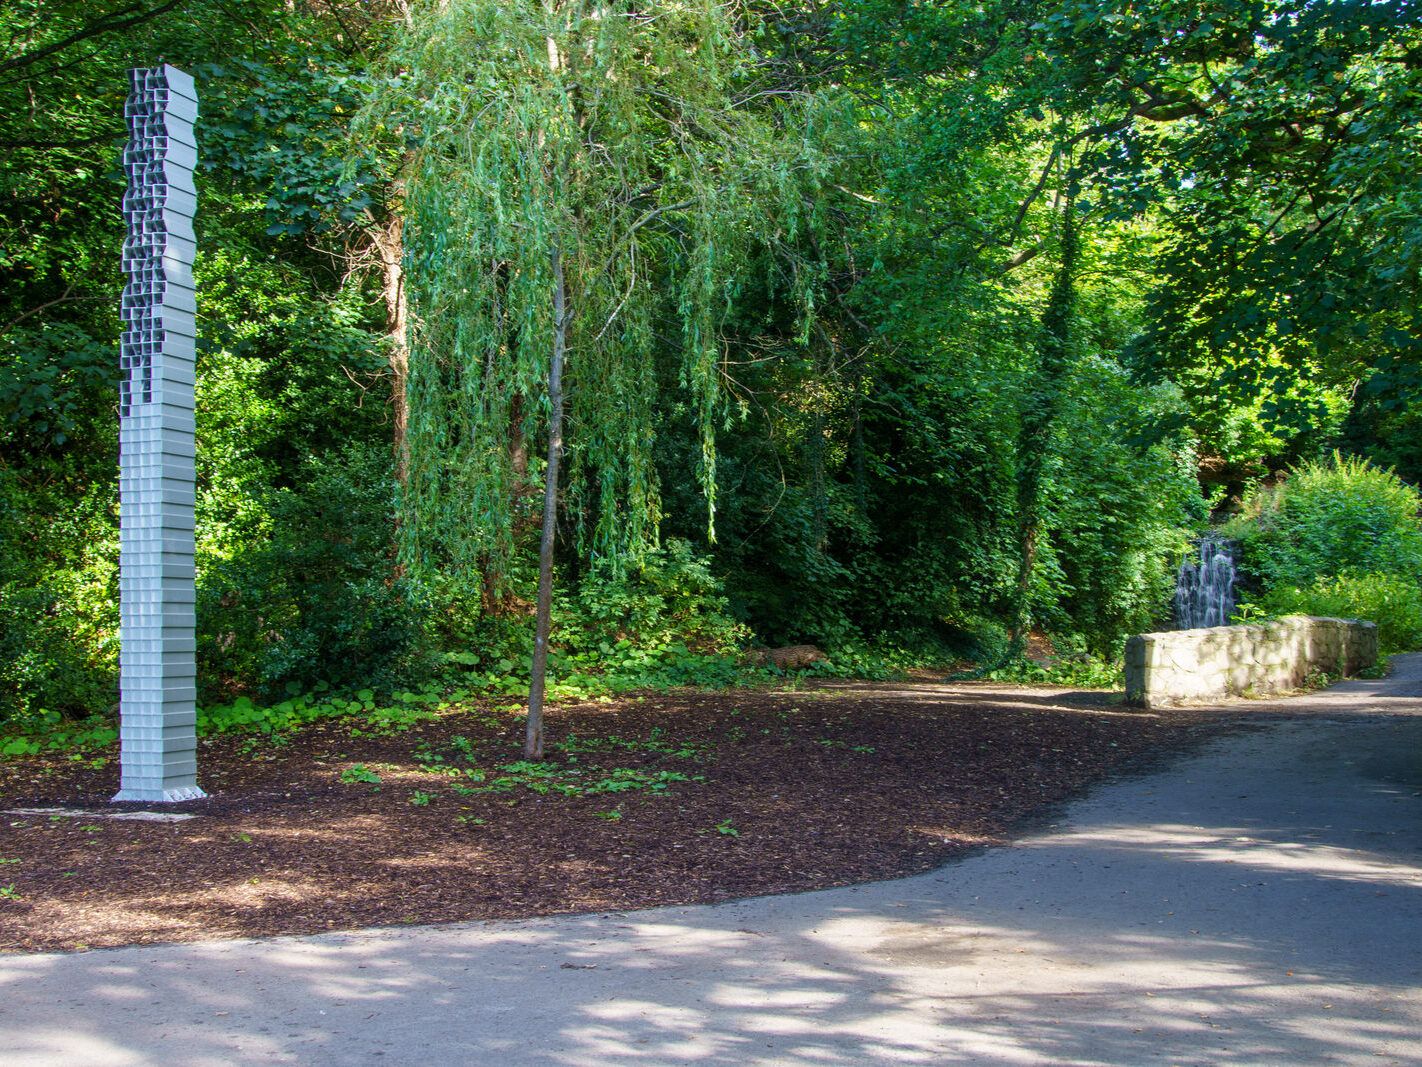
[112,785,207,804]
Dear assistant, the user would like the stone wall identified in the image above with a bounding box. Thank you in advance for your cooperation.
[1124,615,1379,708]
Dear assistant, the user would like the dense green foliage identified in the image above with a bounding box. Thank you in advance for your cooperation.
[1257,573,1422,655]
[3,0,1420,732]
[365,0,837,574]
[1228,456,1422,589]
[1227,456,1422,651]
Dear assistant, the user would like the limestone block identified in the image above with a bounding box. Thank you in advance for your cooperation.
[1124,636,1147,669]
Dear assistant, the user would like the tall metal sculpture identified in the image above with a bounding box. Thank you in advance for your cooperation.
[114,65,204,802]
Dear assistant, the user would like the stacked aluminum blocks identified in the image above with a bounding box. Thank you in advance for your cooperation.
[114,66,204,802]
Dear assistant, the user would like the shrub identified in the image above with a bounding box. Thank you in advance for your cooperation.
[558,540,749,657]
[1256,573,1422,654]
[0,584,117,728]
[1223,454,1422,653]
[197,444,429,702]
[1040,361,1207,654]
[0,467,119,726]
[420,539,754,694]
[1225,454,1422,590]
[543,540,752,687]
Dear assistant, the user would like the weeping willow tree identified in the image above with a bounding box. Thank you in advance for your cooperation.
[362,0,835,755]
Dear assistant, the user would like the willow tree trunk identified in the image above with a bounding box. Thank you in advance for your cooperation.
[526,244,568,759]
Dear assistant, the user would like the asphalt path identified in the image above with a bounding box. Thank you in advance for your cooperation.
[3,656,1420,1066]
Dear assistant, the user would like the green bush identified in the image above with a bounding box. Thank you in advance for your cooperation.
[421,539,754,694]
[1256,573,1422,654]
[197,444,429,702]
[559,540,749,656]
[0,466,119,727]
[986,653,1123,689]
[1046,361,1208,654]
[1226,454,1422,590]
[1222,454,1422,653]
[546,540,752,686]
[0,584,117,728]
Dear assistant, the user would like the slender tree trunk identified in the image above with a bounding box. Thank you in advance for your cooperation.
[1010,522,1040,645]
[373,188,410,482]
[851,355,867,520]
[526,244,568,759]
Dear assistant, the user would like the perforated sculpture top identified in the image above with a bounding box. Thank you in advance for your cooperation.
[119,66,197,417]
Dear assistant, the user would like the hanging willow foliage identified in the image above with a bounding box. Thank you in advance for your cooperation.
[358,0,838,587]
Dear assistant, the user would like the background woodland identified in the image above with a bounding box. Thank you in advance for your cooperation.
[3,0,1420,730]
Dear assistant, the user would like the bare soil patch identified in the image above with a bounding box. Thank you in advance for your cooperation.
[0,681,1228,954]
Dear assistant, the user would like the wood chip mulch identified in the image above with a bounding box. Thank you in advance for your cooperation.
[0,680,1234,954]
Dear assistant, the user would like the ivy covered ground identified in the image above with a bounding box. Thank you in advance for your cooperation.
[0,680,1226,954]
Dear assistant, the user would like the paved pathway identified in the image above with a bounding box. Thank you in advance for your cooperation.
[3,658,1420,1065]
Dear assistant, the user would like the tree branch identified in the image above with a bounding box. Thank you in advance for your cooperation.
[0,1,185,76]
[0,132,120,151]
[998,144,1060,249]
[1,285,102,334]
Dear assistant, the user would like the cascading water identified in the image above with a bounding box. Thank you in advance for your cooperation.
[1174,536,1239,629]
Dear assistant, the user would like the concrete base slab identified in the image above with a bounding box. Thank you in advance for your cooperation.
[5,807,200,824]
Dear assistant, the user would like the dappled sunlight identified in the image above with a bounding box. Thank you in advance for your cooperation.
[908,826,1003,846]
[1044,822,1422,889]
[0,867,402,957]
[821,689,1103,714]
[815,681,1135,716]
[4,898,222,949]
[704,986,849,1011]
[230,812,396,841]
[4,879,1419,1065]
[7,1030,156,1066]
[199,876,328,909]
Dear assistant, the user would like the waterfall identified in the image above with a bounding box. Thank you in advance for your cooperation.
[1174,536,1239,630]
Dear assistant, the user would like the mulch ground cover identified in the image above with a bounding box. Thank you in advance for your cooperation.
[0,680,1230,954]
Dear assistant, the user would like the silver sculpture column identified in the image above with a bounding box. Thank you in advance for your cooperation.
[114,65,204,803]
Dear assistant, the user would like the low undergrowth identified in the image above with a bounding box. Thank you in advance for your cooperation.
[0,633,955,759]
[0,623,1122,761]
[985,655,1123,689]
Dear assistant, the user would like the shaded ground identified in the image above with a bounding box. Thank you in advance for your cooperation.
[0,680,1231,954]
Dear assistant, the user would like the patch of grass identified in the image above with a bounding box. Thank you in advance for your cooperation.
[0,683,474,759]
[1356,657,1393,680]
[558,728,708,761]
[461,761,703,798]
[0,719,118,757]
